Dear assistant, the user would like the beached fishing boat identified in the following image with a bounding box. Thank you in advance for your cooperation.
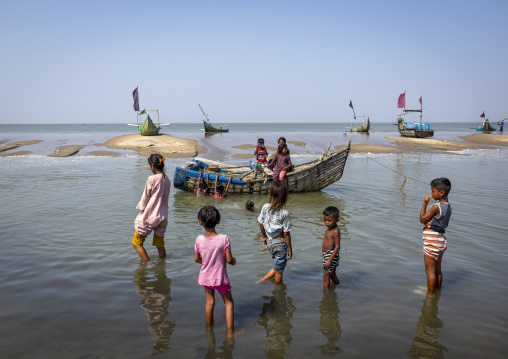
[128,87,169,136]
[347,100,370,133]
[476,113,496,132]
[199,104,229,133]
[174,141,351,195]
[395,93,433,138]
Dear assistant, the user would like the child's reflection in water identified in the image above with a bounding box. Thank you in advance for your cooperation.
[257,282,296,358]
[407,292,448,359]
[134,261,175,356]
[319,289,342,355]
[204,324,235,359]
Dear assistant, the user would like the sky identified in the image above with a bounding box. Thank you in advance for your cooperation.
[0,0,507,124]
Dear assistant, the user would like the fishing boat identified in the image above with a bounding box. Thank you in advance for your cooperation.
[173,141,351,195]
[127,87,169,136]
[199,104,229,133]
[347,100,370,133]
[476,112,496,132]
[395,93,433,138]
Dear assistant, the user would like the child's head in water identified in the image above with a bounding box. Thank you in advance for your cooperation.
[198,206,221,228]
[245,200,254,211]
[323,206,340,229]
[216,182,225,196]
[148,154,165,176]
[268,181,288,211]
[198,177,208,191]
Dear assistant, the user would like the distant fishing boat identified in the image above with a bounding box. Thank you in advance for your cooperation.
[199,104,229,133]
[476,112,496,132]
[395,92,433,138]
[173,141,351,195]
[346,100,370,133]
[127,87,169,136]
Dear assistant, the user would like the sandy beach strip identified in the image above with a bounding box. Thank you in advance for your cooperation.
[0,140,43,153]
[104,134,202,157]
[385,136,497,152]
[288,140,306,147]
[459,133,508,146]
[231,153,255,159]
[0,150,33,157]
[232,144,278,151]
[88,150,123,157]
[335,144,407,154]
[49,145,85,157]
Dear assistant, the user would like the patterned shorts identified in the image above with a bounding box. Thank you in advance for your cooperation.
[322,249,340,275]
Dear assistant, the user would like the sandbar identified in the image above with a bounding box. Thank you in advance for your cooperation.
[0,151,33,157]
[104,134,201,157]
[335,144,407,154]
[0,140,43,153]
[232,153,255,159]
[49,145,85,157]
[385,136,496,152]
[88,150,123,157]
[288,140,306,147]
[459,133,508,146]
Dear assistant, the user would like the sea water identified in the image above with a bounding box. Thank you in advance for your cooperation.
[0,124,507,358]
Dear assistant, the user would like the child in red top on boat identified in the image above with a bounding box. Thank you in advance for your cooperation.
[269,143,293,182]
[214,176,233,198]
[254,138,268,163]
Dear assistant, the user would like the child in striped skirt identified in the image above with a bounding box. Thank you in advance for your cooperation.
[419,178,452,293]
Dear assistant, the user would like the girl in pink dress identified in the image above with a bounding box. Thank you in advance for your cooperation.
[132,154,171,261]
[195,206,237,330]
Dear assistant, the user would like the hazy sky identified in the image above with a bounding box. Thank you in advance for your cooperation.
[1,0,506,124]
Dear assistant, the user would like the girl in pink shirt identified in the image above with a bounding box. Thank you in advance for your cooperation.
[195,206,236,330]
[132,154,171,261]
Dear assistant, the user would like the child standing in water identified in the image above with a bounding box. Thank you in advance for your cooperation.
[420,178,452,293]
[269,143,293,182]
[132,154,171,261]
[194,206,236,329]
[257,182,292,283]
[322,206,341,288]
[194,171,209,196]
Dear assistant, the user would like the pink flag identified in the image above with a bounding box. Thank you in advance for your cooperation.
[419,96,422,106]
[397,92,405,108]
[480,111,485,118]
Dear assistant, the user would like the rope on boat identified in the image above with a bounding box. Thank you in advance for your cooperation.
[349,148,428,192]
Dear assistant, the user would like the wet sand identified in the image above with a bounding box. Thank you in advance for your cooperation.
[88,150,123,157]
[232,144,278,151]
[48,145,85,157]
[385,136,497,152]
[0,140,42,153]
[104,134,202,157]
[232,153,256,159]
[288,140,306,147]
[0,151,33,157]
[459,133,508,146]
[335,144,407,154]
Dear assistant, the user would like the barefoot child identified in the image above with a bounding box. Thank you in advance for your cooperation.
[268,144,293,182]
[419,178,452,292]
[254,138,268,163]
[132,154,171,261]
[195,206,237,329]
[322,206,341,288]
[257,182,292,283]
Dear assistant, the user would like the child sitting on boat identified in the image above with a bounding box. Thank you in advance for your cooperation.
[254,138,268,163]
[269,143,293,182]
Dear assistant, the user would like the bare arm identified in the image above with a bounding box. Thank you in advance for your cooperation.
[225,248,236,265]
[223,177,233,198]
[259,223,268,248]
[324,228,340,268]
[194,251,202,264]
[420,195,439,223]
[284,232,292,260]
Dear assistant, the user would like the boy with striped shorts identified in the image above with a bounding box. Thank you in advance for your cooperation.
[419,178,452,293]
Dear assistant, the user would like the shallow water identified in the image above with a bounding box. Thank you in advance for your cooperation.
[1,130,507,358]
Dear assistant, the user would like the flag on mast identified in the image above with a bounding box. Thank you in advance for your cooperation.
[480,111,485,118]
[349,100,354,110]
[133,87,139,112]
[397,92,406,108]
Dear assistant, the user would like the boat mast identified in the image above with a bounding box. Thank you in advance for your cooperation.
[199,104,210,123]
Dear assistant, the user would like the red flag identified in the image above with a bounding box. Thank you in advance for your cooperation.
[397,92,405,108]
[419,96,422,106]
[480,111,485,118]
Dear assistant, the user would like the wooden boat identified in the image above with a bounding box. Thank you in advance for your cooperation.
[174,141,351,195]
[346,101,369,132]
[396,110,434,138]
[199,104,229,133]
[128,87,169,136]
[476,120,495,132]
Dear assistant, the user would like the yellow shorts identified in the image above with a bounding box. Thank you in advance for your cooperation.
[132,231,165,247]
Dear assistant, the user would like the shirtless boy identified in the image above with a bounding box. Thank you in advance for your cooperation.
[322,206,341,288]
